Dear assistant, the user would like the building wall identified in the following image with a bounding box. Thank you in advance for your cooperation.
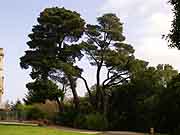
[0,48,4,104]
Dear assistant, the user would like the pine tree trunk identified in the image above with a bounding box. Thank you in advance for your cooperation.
[96,65,104,112]
[56,96,64,112]
[67,75,79,110]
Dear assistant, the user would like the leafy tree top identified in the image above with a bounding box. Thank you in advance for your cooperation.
[20,7,85,80]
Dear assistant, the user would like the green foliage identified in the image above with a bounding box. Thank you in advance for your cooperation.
[54,100,107,131]
[82,13,139,111]
[25,105,46,120]
[14,104,46,120]
[55,103,77,126]
[171,126,180,135]
[19,6,180,134]
[55,111,76,126]
[11,100,22,111]
[25,79,62,104]
[73,114,86,129]
[84,13,134,76]
[78,97,94,114]
[34,101,59,120]
[107,65,178,132]
[20,7,85,78]
[73,112,108,131]
[61,112,108,131]
[20,7,85,109]
[154,74,180,133]
[85,113,108,131]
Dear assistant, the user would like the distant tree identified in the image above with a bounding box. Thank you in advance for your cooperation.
[11,99,22,111]
[108,64,178,131]
[156,74,180,134]
[20,7,85,109]
[156,64,178,87]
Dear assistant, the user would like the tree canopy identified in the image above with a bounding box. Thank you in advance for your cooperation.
[81,13,146,111]
[20,7,85,110]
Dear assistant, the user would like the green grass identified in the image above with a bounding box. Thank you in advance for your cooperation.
[0,125,93,135]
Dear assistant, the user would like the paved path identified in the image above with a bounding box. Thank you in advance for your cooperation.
[50,125,100,134]
[102,131,145,135]
[0,121,38,126]
[50,126,145,135]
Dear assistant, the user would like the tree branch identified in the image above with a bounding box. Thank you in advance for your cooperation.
[85,48,99,65]
[107,72,129,85]
[79,76,92,97]
[102,71,128,87]
[107,69,111,80]
[106,76,130,87]
[86,33,102,47]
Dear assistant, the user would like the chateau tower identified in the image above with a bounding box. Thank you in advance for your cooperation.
[0,48,4,104]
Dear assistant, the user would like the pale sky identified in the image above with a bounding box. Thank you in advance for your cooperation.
[0,0,179,102]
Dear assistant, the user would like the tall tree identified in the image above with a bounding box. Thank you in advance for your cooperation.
[82,13,137,111]
[20,7,85,109]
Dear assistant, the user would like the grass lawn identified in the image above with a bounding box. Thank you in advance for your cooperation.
[0,125,93,135]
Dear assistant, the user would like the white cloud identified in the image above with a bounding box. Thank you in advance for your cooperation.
[135,37,180,68]
[148,12,172,35]
[99,0,180,70]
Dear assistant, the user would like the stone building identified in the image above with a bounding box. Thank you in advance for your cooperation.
[0,48,4,107]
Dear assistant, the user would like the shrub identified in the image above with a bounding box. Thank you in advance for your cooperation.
[73,114,86,129]
[79,97,94,114]
[55,111,77,126]
[34,100,59,120]
[170,125,180,135]
[24,105,46,120]
[55,103,77,126]
[85,113,108,131]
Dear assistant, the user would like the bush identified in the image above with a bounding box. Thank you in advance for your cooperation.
[53,100,108,131]
[79,97,94,114]
[73,114,86,129]
[169,125,180,135]
[55,105,77,127]
[24,105,46,120]
[85,113,108,131]
[34,100,59,120]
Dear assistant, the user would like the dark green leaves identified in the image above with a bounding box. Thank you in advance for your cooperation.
[20,7,85,106]
[97,13,125,41]
[25,79,63,104]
